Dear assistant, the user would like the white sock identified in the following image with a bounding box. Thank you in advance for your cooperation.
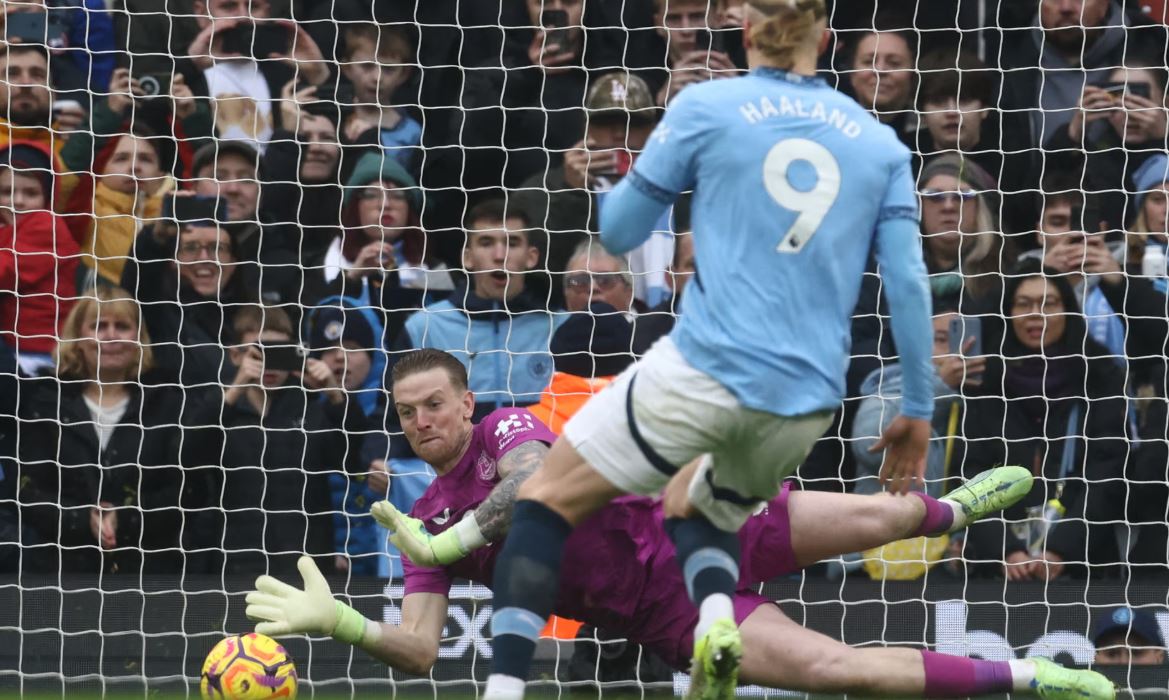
[1008,659,1037,691]
[695,593,735,640]
[944,499,967,531]
[483,674,526,700]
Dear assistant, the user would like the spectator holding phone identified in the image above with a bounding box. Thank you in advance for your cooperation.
[0,141,78,374]
[456,0,596,189]
[515,72,660,280]
[851,302,978,499]
[337,23,421,176]
[319,151,454,340]
[190,305,358,577]
[960,261,1129,581]
[1046,62,1169,230]
[185,0,329,146]
[652,0,744,107]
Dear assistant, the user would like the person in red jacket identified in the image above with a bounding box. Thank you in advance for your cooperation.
[0,142,79,374]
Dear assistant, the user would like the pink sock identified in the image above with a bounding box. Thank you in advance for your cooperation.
[910,492,954,537]
[921,650,1013,697]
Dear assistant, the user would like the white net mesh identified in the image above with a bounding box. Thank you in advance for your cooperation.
[0,0,1168,697]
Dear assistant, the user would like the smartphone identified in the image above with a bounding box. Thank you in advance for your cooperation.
[541,8,574,53]
[134,72,171,99]
[693,28,721,53]
[220,22,291,59]
[949,316,983,358]
[164,194,226,225]
[5,12,66,47]
[1101,81,1152,100]
[615,150,632,177]
[261,341,306,372]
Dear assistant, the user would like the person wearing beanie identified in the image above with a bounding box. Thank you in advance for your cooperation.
[318,150,455,340]
[305,299,395,578]
[529,303,636,434]
[1128,154,1169,270]
[1092,606,1167,666]
[0,141,79,374]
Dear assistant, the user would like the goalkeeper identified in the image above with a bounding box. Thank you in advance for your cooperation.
[245,348,1112,698]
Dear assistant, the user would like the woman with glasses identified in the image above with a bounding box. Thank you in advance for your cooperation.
[958,260,1130,581]
[129,207,260,388]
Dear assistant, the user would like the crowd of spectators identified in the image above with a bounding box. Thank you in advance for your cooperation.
[0,0,1167,587]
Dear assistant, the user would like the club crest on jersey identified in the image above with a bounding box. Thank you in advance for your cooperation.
[476,453,497,480]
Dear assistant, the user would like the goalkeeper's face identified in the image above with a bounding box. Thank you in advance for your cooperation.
[394,368,475,471]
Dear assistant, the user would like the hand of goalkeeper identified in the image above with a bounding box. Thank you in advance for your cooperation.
[371,500,485,567]
[245,555,371,645]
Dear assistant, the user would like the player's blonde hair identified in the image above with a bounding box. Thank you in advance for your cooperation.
[745,0,826,70]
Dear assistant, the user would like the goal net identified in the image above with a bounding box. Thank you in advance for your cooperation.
[1,0,1168,697]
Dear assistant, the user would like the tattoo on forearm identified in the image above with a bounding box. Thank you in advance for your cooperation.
[473,441,549,542]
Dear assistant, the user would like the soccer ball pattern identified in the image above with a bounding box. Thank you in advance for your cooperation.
[201,633,298,699]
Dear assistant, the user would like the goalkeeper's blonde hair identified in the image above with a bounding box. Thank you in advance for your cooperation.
[746,0,826,70]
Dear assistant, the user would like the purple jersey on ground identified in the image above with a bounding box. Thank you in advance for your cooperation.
[403,409,798,669]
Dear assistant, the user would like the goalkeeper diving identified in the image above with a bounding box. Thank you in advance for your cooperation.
[244,349,1114,699]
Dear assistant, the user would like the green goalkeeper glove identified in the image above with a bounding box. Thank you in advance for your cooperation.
[245,556,373,646]
[371,500,486,567]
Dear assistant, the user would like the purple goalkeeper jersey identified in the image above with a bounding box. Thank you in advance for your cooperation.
[403,409,798,668]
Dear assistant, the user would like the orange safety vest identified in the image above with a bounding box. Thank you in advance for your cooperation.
[528,370,617,640]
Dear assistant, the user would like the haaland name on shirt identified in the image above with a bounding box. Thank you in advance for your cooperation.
[738,95,863,138]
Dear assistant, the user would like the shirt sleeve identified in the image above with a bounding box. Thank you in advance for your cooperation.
[482,407,557,460]
[874,155,934,420]
[402,555,454,597]
[627,87,710,200]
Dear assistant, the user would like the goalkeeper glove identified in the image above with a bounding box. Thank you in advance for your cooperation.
[245,556,373,645]
[371,500,486,567]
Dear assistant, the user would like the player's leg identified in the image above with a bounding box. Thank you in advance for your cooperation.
[487,347,697,699]
[738,603,1115,699]
[677,409,835,700]
[785,463,1035,567]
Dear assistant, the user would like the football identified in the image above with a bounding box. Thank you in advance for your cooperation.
[200,633,298,699]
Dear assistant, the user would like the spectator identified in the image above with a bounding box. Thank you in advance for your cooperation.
[849,154,1006,396]
[337,23,421,174]
[394,199,564,417]
[1092,606,1166,666]
[915,50,1002,186]
[185,0,329,146]
[529,302,636,433]
[11,288,196,574]
[1127,154,1169,269]
[59,65,211,288]
[633,230,694,354]
[303,302,389,576]
[4,0,117,92]
[192,306,355,577]
[516,72,660,280]
[127,199,256,387]
[319,150,455,330]
[998,0,1165,177]
[456,0,593,189]
[0,42,84,159]
[563,239,645,315]
[259,84,348,291]
[651,0,744,107]
[0,141,77,373]
[1046,62,1169,230]
[189,140,260,226]
[844,19,917,150]
[960,261,1129,581]
[851,301,980,498]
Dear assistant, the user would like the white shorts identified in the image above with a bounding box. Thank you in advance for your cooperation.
[563,337,834,532]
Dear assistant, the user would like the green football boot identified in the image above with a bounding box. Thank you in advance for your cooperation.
[942,465,1033,525]
[686,617,742,700]
[1029,657,1117,700]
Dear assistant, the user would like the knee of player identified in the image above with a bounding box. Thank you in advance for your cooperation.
[404,646,439,676]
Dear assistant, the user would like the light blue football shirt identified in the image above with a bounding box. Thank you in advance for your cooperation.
[607,67,931,418]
